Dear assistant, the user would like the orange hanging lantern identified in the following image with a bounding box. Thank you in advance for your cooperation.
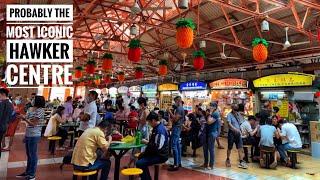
[192,50,205,71]
[128,39,142,63]
[104,75,112,84]
[118,72,125,82]
[74,66,83,79]
[94,76,101,85]
[135,67,144,79]
[176,18,196,49]
[102,53,113,71]
[159,59,168,76]
[252,38,269,63]
[85,58,96,74]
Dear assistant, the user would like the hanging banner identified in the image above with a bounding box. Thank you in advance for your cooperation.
[253,73,314,88]
[142,84,157,92]
[158,83,178,91]
[210,78,248,89]
[129,86,141,92]
[271,100,289,118]
[179,81,207,91]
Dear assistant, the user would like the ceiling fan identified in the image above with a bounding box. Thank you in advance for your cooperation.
[208,43,240,60]
[268,27,310,50]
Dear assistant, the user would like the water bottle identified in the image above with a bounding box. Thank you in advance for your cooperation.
[135,130,141,145]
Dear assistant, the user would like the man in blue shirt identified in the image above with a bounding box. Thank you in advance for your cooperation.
[136,112,169,180]
[167,96,184,171]
[225,104,248,169]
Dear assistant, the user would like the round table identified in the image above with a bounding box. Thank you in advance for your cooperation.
[109,143,145,180]
[60,122,79,147]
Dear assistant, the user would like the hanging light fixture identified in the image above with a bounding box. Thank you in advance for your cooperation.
[178,0,188,9]
[261,19,269,32]
[131,1,141,14]
[130,24,138,35]
[199,40,206,48]
[102,41,110,50]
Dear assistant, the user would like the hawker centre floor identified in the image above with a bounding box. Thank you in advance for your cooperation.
[1,123,320,180]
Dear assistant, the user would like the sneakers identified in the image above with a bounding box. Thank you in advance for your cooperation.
[167,165,179,171]
[238,161,248,169]
[205,166,213,171]
[270,161,277,169]
[225,159,231,167]
[16,172,28,178]
[26,175,36,180]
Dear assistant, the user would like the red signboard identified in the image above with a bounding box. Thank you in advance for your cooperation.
[209,78,248,89]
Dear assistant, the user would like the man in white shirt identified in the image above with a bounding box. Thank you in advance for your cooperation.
[277,119,302,166]
[240,116,259,162]
[78,91,98,135]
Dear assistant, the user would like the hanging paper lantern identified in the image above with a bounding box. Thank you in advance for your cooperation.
[104,75,111,84]
[135,67,144,79]
[85,59,96,74]
[74,66,83,79]
[176,18,196,49]
[315,91,320,98]
[102,53,113,71]
[94,76,101,86]
[159,59,168,76]
[318,28,320,42]
[192,50,205,71]
[118,72,125,82]
[252,38,269,63]
[128,39,142,62]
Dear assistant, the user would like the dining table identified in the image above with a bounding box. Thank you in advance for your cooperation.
[109,142,146,180]
[60,121,80,146]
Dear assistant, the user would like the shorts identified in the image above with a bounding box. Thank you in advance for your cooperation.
[260,145,275,152]
[228,131,243,150]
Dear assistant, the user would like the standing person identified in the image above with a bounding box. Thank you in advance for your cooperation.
[2,96,25,151]
[225,104,248,169]
[0,88,14,158]
[136,112,169,180]
[78,91,98,136]
[127,105,138,131]
[63,96,73,121]
[215,102,224,149]
[277,120,302,166]
[181,113,192,157]
[16,96,45,180]
[44,106,68,150]
[202,102,220,170]
[137,97,150,139]
[167,96,185,171]
[24,93,36,112]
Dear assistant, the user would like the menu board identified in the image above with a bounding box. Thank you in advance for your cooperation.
[271,100,289,118]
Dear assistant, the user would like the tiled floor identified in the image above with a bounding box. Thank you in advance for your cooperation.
[2,124,320,180]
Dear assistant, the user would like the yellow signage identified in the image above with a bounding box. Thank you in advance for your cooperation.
[210,78,248,89]
[158,83,178,91]
[271,100,289,118]
[253,73,314,88]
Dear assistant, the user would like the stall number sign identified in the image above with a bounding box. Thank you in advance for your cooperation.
[253,74,314,88]
[118,86,128,93]
[142,84,157,92]
[129,86,141,92]
[180,81,207,90]
[210,79,248,89]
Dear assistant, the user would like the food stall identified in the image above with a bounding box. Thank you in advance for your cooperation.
[253,73,318,153]
[142,83,158,109]
[179,81,209,112]
[117,86,129,107]
[158,83,180,110]
[210,78,253,118]
[128,86,141,108]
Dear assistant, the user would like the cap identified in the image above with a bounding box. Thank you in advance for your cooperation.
[210,102,218,108]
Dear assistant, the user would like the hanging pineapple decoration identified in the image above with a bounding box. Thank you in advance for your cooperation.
[159,59,168,76]
[102,53,113,72]
[94,75,101,86]
[135,67,144,79]
[176,18,196,49]
[252,38,269,63]
[193,50,205,71]
[118,72,125,82]
[74,66,83,79]
[128,39,142,62]
[85,58,96,74]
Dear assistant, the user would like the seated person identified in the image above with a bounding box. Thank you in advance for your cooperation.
[277,119,302,167]
[136,112,169,180]
[271,115,282,148]
[240,115,259,162]
[72,121,112,180]
[77,112,90,137]
[258,118,279,169]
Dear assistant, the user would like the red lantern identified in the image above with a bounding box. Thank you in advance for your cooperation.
[75,70,82,79]
[315,91,320,98]
[158,60,168,76]
[86,59,96,74]
[318,28,320,42]
[192,50,205,71]
[128,39,142,63]
[102,53,113,71]
[104,75,111,84]
[135,67,144,79]
[118,72,125,82]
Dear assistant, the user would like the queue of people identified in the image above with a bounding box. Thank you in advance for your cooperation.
[0,87,304,180]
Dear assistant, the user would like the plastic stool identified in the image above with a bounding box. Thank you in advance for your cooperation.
[68,131,75,147]
[287,150,300,169]
[154,164,162,180]
[121,168,143,180]
[72,170,97,180]
[261,149,273,169]
[47,136,62,155]
[243,144,252,162]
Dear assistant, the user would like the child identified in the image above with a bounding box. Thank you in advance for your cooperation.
[77,112,90,137]
[127,106,138,131]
